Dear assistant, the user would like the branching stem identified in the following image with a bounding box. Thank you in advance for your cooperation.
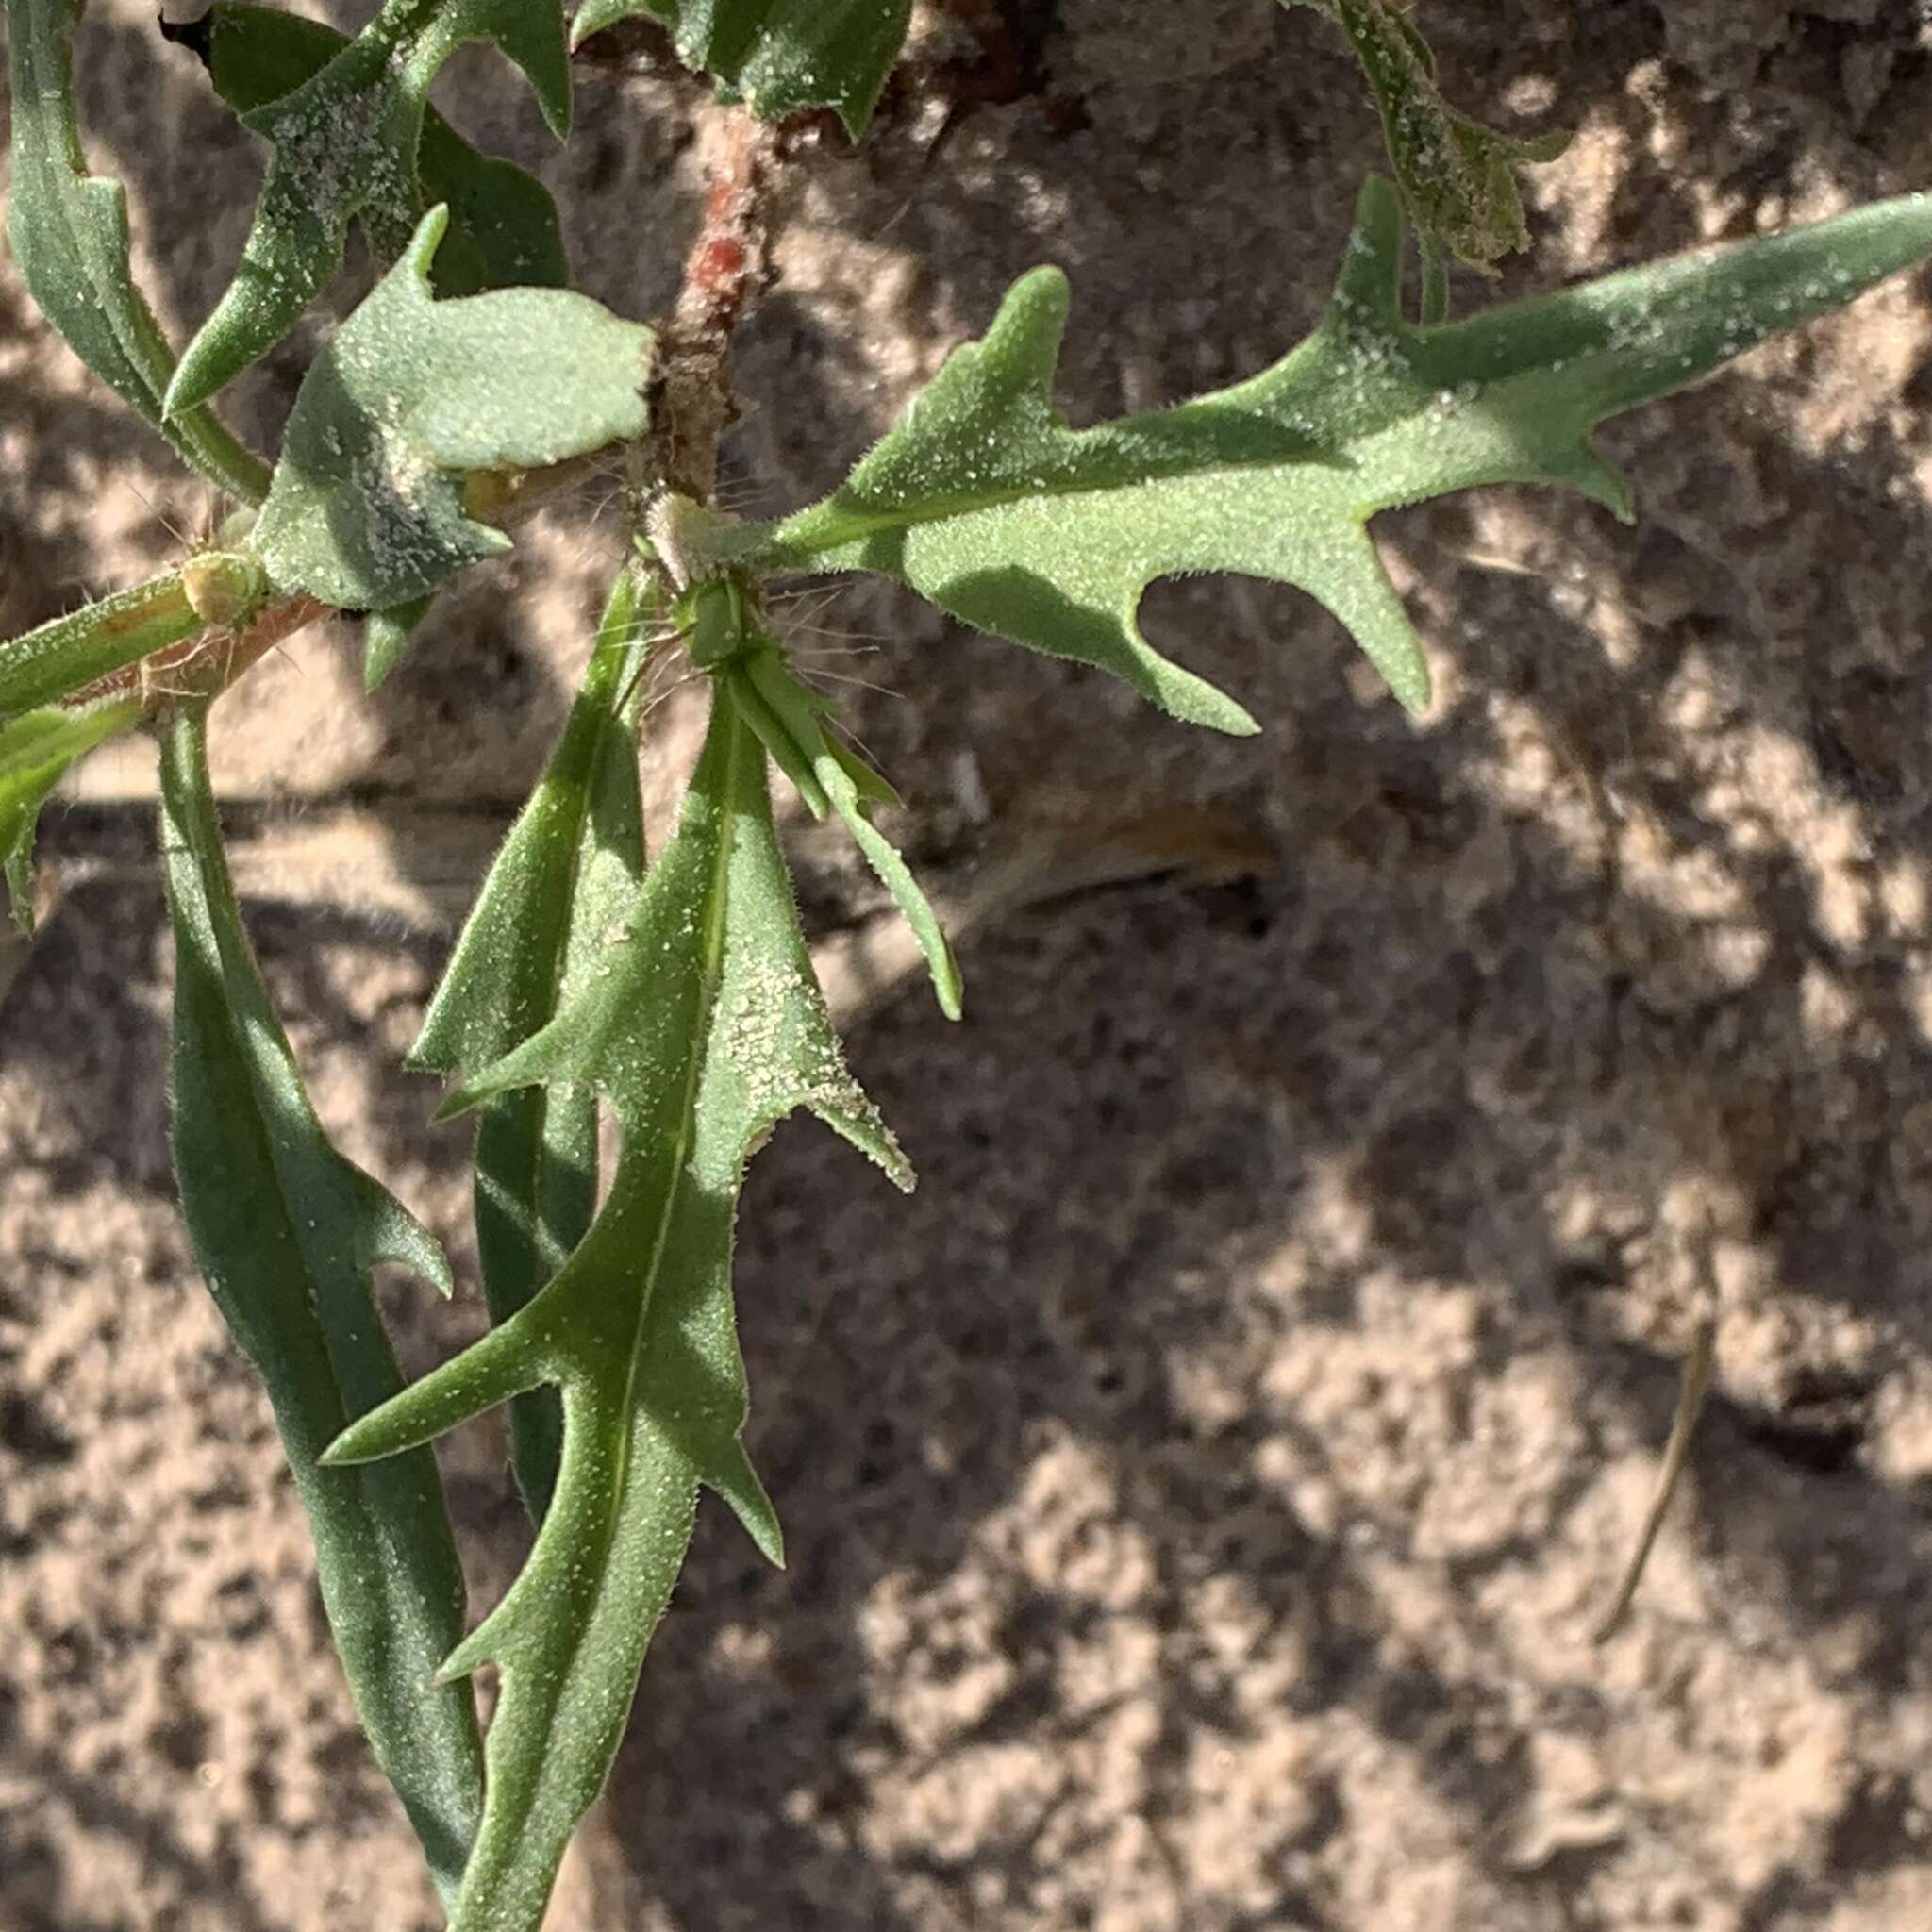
[20,109,785,728]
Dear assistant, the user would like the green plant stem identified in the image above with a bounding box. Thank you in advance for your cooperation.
[1,439,639,728]
[0,574,202,713]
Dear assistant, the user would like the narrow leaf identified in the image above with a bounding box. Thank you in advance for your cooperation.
[408,568,653,1520]
[157,705,484,1901]
[5,0,271,501]
[170,2,569,298]
[165,0,573,412]
[714,180,1932,723]
[328,690,908,1932]
[571,0,912,137]
[252,205,652,611]
[724,631,961,1019]
[0,698,138,928]
[1286,0,1568,288]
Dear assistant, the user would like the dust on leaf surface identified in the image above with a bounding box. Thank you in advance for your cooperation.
[325,691,908,1932]
[408,571,653,1523]
[252,206,651,611]
[179,1,569,300]
[710,179,1932,727]
[164,0,573,411]
[571,0,913,135]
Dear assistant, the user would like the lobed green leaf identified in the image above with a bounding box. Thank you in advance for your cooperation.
[170,2,569,300]
[571,0,912,136]
[0,697,138,928]
[157,704,484,1902]
[5,0,271,501]
[711,178,1932,726]
[165,0,573,413]
[327,686,909,1932]
[251,207,652,611]
[408,568,654,1520]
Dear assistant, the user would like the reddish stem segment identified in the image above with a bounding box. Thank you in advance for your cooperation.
[677,114,768,341]
[58,112,782,721]
[654,110,776,503]
[76,593,328,714]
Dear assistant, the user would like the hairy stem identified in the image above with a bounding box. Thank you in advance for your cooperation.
[14,109,784,732]
[80,591,327,713]
[0,574,202,712]
[651,108,778,504]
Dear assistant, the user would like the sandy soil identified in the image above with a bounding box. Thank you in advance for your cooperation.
[7,2,1932,1927]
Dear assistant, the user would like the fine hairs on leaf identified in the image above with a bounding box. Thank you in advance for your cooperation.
[7,0,271,500]
[157,703,484,1902]
[702,180,1932,727]
[406,566,655,1521]
[327,674,912,1932]
[163,0,573,413]
[6,2,1932,1928]
[682,571,963,1018]
[0,569,214,714]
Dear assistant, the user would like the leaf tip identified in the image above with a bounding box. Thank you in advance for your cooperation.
[161,349,216,423]
[708,1441,786,1568]
[1391,666,1433,719]
[434,1621,495,1685]
[936,971,964,1024]
[362,603,425,691]
[537,80,573,146]
[404,203,455,284]
[429,1089,477,1125]
[1183,684,1264,738]
[1374,628,1434,718]
[1557,440,1638,525]
[1008,262,1074,333]
[317,1420,370,1468]
[1328,175,1407,333]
